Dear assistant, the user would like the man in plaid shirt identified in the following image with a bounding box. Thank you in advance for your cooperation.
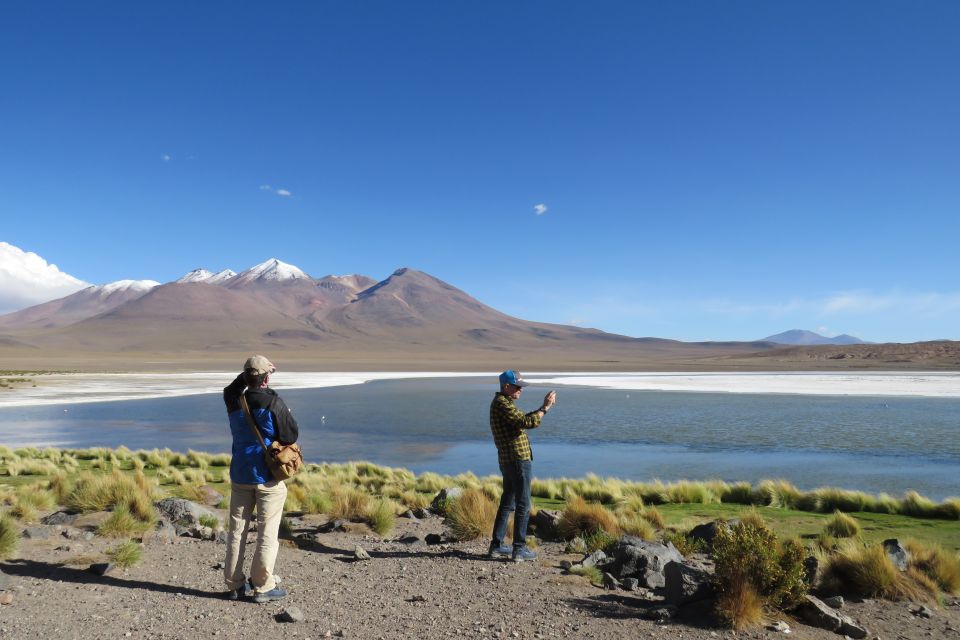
[488,370,557,562]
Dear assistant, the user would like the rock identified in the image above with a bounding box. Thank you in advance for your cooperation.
[277,607,305,623]
[61,527,84,540]
[407,595,427,603]
[559,560,573,570]
[425,533,444,545]
[317,519,347,533]
[795,595,844,632]
[353,545,370,561]
[602,572,619,590]
[22,526,51,540]
[0,592,12,605]
[823,595,844,609]
[89,562,115,577]
[883,539,909,571]
[40,511,77,526]
[838,615,869,639]
[642,605,677,622]
[196,486,225,507]
[82,531,95,541]
[564,537,588,554]
[688,520,736,549]
[608,537,685,588]
[530,510,561,536]
[396,536,422,546]
[429,487,463,513]
[401,510,419,520]
[622,578,639,591]
[143,521,177,546]
[216,530,228,544]
[663,561,714,605]
[912,605,934,619]
[766,621,791,633]
[581,550,608,569]
[153,498,215,528]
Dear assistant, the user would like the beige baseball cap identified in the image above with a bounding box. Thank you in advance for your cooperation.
[244,355,276,375]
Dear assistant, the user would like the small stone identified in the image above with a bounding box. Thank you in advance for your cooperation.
[823,595,845,609]
[425,533,444,545]
[838,615,868,639]
[0,593,12,605]
[602,572,619,590]
[407,595,427,603]
[353,545,370,561]
[396,536,422,545]
[401,510,419,521]
[642,606,677,622]
[766,620,791,633]
[622,578,639,591]
[913,605,934,619]
[277,607,305,623]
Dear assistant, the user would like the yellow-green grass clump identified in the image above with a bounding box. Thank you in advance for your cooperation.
[905,539,960,595]
[330,487,371,521]
[0,513,19,559]
[823,510,861,538]
[446,489,497,541]
[98,504,153,538]
[820,540,937,601]
[366,499,397,536]
[567,564,604,586]
[557,496,620,540]
[108,539,143,569]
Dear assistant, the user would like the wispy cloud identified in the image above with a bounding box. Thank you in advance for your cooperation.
[533,203,548,215]
[259,185,293,197]
[161,154,171,162]
[820,290,960,315]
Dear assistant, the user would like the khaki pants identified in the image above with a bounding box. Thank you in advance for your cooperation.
[223,479,287,594]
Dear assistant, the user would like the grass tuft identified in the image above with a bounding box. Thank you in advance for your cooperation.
[823,510,861,538]
[108,540,142,569]
[445,489,497,541]
[0,514,18,560]
[366,499,397,537]
[567,564,604,586]
[557,496,619,540]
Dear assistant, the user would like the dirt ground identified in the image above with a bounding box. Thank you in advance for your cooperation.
[1,513,958,640]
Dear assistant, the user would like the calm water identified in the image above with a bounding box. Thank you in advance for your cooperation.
[1,377,957,499]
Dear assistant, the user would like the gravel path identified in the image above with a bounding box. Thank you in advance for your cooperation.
[1,514,957,639]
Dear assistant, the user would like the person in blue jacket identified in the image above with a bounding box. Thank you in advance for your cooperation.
[222,355,299,603]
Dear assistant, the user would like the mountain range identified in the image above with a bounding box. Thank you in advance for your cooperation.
[1,258,956,371]
[760,330,868,346]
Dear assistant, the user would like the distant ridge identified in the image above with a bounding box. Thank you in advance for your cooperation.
[762,329,867,346]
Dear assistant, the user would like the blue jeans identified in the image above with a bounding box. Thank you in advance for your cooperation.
[491,459,532,550]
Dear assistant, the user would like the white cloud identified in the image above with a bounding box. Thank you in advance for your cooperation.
[533,203,548,215]
[259,185,292,197]
[259,184,272,191]
[276,189,292,197]
[161,154,171,162]
[0,242,90,313]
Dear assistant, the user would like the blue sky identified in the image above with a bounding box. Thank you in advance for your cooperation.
[2,2,958,342]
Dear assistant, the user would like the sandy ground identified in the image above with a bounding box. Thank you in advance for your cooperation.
[1,512,958,640]
[2,370,959,409]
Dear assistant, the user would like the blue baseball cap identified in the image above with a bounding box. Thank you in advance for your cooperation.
[499,370,529,387]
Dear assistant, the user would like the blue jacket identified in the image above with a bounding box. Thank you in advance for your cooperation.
[224,374,299,484]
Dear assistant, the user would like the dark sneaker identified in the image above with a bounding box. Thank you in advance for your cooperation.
[511,547,537,563]
[251,586,287,603]
[225,583,253,600]
[487,543,511,558]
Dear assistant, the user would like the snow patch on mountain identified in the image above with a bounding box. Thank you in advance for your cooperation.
[0,241,90,313]
[232,258,310,284]
[177,268,237,284]
[98,280,161,295]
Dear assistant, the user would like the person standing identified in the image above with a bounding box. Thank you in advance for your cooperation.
[488,370,556,562]
[222,355,299,602]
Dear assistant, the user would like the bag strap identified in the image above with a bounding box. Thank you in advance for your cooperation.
[239,395,269,452]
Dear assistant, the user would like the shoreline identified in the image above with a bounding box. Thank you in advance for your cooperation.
[1,370,959,408]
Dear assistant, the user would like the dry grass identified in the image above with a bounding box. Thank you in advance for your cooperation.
[557,496,619,540]
[820,541,936,601]
[97,505,152,538]
[823,510,861,538]
[567,564,604,586]
[0,514,17,560]
[617,513,655,540]
[446,489,497,541]
[108,540,142,569]
[641,506,665,530]
[906,539,960,595]
[716,577,764,630]
[330,487,371,521]
[366,499,397,537]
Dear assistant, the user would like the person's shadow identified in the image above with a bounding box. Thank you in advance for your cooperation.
[1,559,225,600]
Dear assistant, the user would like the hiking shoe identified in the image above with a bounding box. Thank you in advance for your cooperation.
[251,586,287,603]
[511,547,537,563]
[225,583,253,600]
[487,543,512,558]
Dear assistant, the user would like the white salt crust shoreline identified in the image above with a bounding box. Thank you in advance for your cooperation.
[1,371,958,408]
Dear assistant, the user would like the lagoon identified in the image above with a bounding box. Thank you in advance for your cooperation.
[1,374,957,499]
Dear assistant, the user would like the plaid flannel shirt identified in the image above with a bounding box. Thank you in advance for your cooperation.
[490,392,541,465]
